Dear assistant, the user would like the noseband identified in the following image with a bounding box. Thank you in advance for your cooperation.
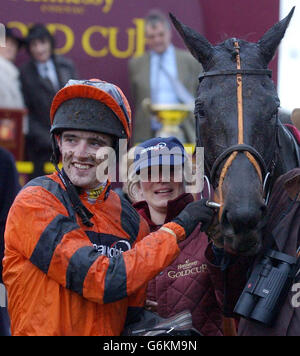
[199,40,277,219]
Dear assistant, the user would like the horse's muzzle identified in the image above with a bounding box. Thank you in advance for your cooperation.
[223,234,262,256]
[221,204,266,256]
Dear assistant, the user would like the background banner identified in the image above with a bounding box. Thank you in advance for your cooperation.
[3,0,279,108]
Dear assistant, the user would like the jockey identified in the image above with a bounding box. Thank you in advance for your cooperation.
[2,79,215,336]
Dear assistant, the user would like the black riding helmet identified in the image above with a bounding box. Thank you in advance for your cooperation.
[50,97,126,138]
[49,79,132,227]
[50,79,131,164]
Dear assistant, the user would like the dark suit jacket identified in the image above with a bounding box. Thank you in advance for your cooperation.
[20,55,77,177]
[129,47,202,144]
[0,147,20,336]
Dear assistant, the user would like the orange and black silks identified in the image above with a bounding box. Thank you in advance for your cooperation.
[3,172,185,336]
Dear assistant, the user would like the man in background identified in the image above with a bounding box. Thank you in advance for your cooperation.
[128,9,202,144]
[0,27,26,113]
[20,24,77,179]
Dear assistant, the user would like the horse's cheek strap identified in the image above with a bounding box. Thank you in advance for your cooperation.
[244,151,263,182]
[216,152,238,221]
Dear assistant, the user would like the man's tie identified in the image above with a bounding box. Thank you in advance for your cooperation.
[153,55,163,104]
[43,63,58,92]
[159,61,195,105]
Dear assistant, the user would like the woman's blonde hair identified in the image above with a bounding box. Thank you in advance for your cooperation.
[120,146,143,203]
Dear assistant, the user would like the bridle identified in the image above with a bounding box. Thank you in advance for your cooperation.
[197,41,280,337]
[198,40,278,220]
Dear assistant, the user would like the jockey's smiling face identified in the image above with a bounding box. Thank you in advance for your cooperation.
[58,130,113,190]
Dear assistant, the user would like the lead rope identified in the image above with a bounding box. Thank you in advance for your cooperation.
[222,267,238,336]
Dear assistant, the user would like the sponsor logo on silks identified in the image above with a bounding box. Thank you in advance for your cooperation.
[85,231,132,258]
[93,240,131,258]
[140,142,167,155]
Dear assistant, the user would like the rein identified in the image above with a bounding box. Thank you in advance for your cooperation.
[199,40,275,220]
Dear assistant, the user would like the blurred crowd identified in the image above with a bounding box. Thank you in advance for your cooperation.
[0,10,203,179]
[0,23,77,179]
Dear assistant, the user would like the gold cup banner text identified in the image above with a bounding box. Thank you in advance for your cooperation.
[8,19,145,58]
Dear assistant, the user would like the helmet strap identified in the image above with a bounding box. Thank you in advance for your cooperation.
[50,134,94,227]
[50,133,61,166]
[59,168,94,227]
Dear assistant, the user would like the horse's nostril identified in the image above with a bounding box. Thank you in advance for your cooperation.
[225,207,263,234]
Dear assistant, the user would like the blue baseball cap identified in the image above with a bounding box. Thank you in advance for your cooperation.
[134,136,188,174]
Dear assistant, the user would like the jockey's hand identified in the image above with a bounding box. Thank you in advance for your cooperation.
[172,199,215,237]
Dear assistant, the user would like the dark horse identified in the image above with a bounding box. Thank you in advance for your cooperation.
[170,8,300,256]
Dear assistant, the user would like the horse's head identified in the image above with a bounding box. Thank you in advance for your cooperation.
[170,8,295,256]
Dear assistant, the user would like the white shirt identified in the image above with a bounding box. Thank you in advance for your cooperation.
[150,44,179,104]
[0,56,28,134]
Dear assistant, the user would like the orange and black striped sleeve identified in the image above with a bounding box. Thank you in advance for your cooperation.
[4,177,183,304]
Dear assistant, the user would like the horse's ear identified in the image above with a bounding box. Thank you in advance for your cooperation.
[258,6,295,64]
[169,13,214,69]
